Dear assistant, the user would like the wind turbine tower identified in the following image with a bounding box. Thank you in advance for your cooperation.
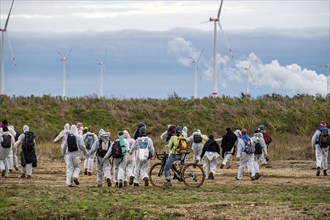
[58,48,72,98]
[189,48,204,99]
[203,0,233,97]
[242,55,254,95]
[97,50,107,98]
[0,0,16,95]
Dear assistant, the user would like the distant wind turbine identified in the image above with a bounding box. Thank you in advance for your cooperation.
[319,64,330,95]
[58,48,72,98]
[189,48,204,99]
[202,0,233,97]
[97,50,107,98]
[0,0,16,95]
[242,55,254,95]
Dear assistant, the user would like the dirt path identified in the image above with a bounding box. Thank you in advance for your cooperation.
[1,158,328,188]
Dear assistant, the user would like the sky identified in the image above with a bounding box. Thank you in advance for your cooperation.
[0,0,329,99]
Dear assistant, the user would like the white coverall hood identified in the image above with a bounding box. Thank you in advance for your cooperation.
[70,125,78,135]
[64,123,70,131]
[23,125,29,132]
[99,131,110,141]
[123,130,132,139]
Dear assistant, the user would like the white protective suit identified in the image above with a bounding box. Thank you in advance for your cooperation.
[82,131,98,175]
[186,130,208,165]
[62,125,87,186]
[0,129,15,177]
[236,135,256,180]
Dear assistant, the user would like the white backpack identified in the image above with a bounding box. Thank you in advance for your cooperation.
[138,138,149,162]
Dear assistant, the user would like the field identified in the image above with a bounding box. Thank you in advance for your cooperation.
[1,154,329,220]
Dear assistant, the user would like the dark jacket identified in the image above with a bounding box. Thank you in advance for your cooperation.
[220,130,238,158]
[201,138,220,159]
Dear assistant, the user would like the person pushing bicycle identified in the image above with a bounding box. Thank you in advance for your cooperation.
[163,126,188,188]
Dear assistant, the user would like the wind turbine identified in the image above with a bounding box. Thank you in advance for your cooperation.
[0,0,16,95]
[97,50,107,98]
[189,48,204,99]
[319,64,330,95]
[242,55,254,95]
[203,0,233,97]
[57,48,72,98]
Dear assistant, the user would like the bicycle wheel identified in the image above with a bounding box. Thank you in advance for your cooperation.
[182,163,205,188]
[149,162,166,187]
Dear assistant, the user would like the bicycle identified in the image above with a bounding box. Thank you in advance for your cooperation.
[149,152,205,188]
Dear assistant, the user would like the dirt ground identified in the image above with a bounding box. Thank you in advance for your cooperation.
[1,158,329,220]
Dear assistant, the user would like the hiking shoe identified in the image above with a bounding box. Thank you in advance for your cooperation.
[84,169,87,175]
[15,166,18,171]
[97,184,102,187]
[68,184,74,187]
[124,181,128,187]
[26,175,32,179]
[73,177,80,185]
[20,174,26,178]
[255,173,261,180]
[1,170,5,177]
[235,177,240,180]
[251,176,256,181]
[9,169,13,173]
[118,181,123,188]
[106,178,111,187]
[316,167,321,176]
[220,164,224,169]
[143,177,149,187]
[129,176,134,185]
[133,183,139,187]
[115,182,119,187]
[208,172,214,180]
[163,181,172,188]
[226,165,231,169]
[324,170,328,176]
[87,172,92,176]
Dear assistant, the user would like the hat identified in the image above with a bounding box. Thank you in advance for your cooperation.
[241,129,247,136]
[258,125,265,130]
[176,126,183,134]
[2,119,8,125]
[320,121,327,127]
[2,126,8,132]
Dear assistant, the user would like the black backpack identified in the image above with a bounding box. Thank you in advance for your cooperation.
[243,138,255,154]
[23,131,35,152]
[67,133,78,152]
[111,141,124,158]
[84,134,94,150]
[318,129,330,148]
[97,139,111,158]
[1,134,11,148]
[254,140,262,155]
[193,134,203,143]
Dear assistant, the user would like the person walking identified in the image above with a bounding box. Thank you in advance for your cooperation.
[311,121,329,176]
[53,123,70,151]
[201,134,220,179]
[123,130,135,186]
[220,128,238,169]
[1,120,17,172]
[186,129,207,166]
[258,125,272,166]
[86,129,112,187]
[103,131,129,188]
[62,125,87,187]
[251,130,267,179]
[82,127,98,176]
[129,126,154,187]
[0,126,15,178]
[236,129,256,181]
[14,125,37,178]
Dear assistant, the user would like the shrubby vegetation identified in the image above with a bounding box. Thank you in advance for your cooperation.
[0,94,329,160]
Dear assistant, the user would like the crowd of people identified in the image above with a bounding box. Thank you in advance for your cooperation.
[0,119,329,188]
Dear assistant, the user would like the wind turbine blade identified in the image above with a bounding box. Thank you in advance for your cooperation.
[249,70,254,82]
[217,0,224,19]
[217,21,234,58]
[5,31,16,66]
[66,48,72,59]
[201,20,211,24]
[4,0,15,30]
[196,48,204,63]
[57,51,64,59]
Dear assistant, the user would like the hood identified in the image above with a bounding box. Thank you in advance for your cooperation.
[64,123,70,131]
[123,130,132,139]
[23,125,29,133]
[183,126,188,133]
[99,131,110,141]
[254,132,263,138]
[193,130,201,136]
[98,129,105,137]
[70,125,78,135]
